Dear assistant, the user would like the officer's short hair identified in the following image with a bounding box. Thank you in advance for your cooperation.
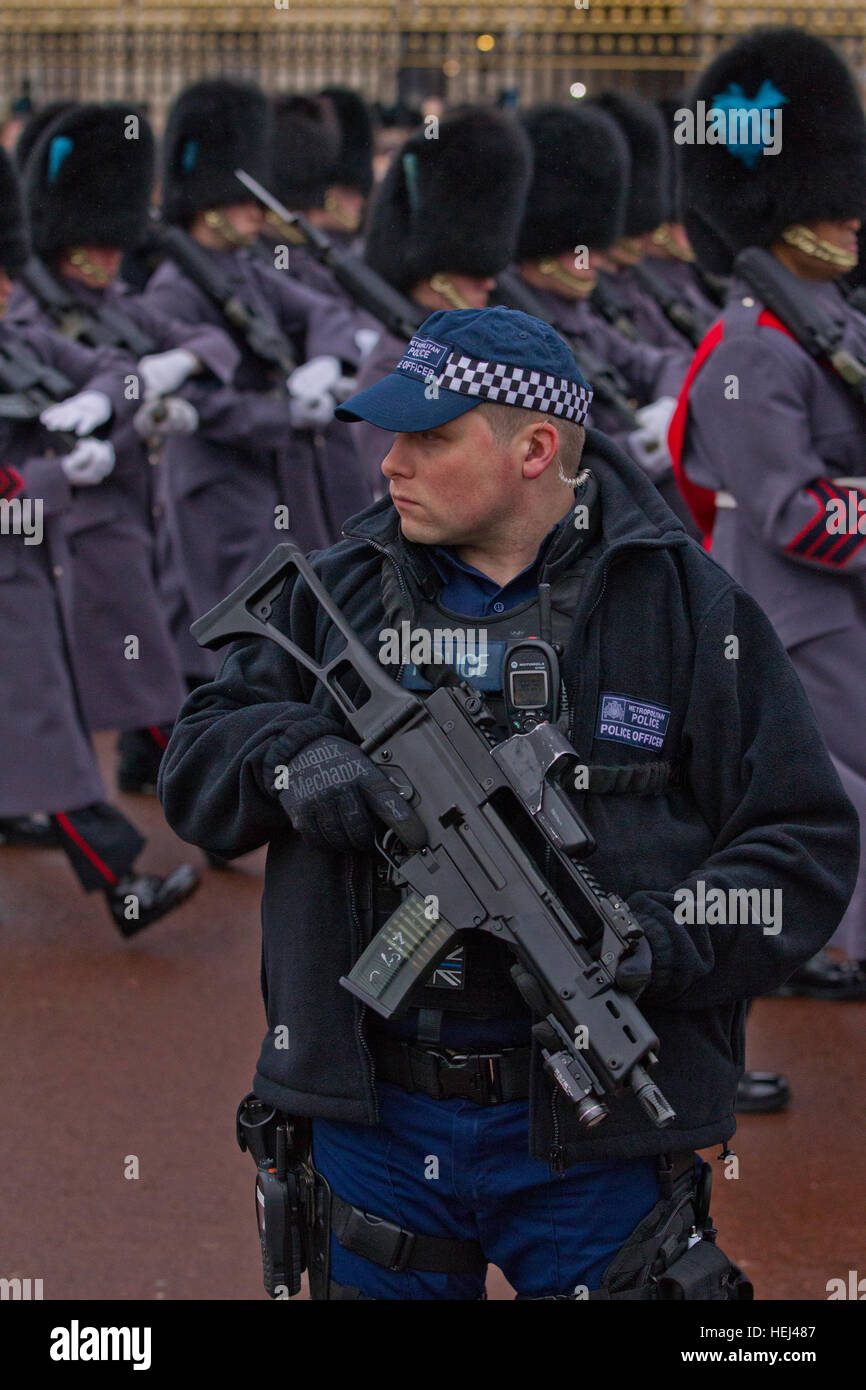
[477,401,586,486]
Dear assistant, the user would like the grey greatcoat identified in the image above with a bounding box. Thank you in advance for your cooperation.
[8,277,239,729]
[143,248,376,675]
[0,320,137,814]
[599,266,695,352]
[677,276,866,958]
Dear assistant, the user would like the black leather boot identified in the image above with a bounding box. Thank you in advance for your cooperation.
[105,865,200,936]
[735,1071,791,1113]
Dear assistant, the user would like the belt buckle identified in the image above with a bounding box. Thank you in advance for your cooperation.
[437,1049,503,1105]
[340,1206,417,1273]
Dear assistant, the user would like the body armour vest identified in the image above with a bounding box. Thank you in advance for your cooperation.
[368,474,603,1046]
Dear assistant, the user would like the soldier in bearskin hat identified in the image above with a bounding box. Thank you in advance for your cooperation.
[674,24,866,995]
[317,87,376,241]
[592,92,699,352]
[642,96,723,323]
[12,101,241,791]
[142,78,378,678]
[0,146,199,930]
[348,105,532,486]
[508,102,693,523]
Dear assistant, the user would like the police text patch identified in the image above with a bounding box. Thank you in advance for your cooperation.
[396,337,449,381]
[596,692,670,750]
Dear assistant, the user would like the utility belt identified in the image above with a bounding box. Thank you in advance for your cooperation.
[236,1092,754,1302]
[371,1036,531,1105]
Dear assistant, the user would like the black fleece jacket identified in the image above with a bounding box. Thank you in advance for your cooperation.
[158,429,859,1167]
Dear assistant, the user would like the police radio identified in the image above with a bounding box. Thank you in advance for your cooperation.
[502,638,560,733]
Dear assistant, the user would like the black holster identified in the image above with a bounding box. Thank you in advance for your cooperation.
[236,1092,320,1299]
[589,1153,754,1302]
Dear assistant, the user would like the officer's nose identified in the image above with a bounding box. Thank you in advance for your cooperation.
[381,434,414,480]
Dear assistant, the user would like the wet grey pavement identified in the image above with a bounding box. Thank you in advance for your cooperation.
[1,734,863,1302]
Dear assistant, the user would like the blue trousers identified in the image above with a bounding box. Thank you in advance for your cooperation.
[312,1082,664,1300]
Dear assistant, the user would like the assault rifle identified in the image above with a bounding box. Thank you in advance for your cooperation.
[495,270,640,432]
[591,272,641,341]
[148,212,298,376]
[735,247,866,408]
[234,169,426,344]
[191,543,676,1133]
[630,259,712,348]
[0,336,79,451]
[18,256,157,356]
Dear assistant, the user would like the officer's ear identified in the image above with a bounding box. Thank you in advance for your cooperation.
[521,418,559,480]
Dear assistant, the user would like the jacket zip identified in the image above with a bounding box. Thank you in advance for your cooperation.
[348,857,379,1124]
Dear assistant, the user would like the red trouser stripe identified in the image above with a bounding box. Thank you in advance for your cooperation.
[55,813,119,887]
[148,725,169,750]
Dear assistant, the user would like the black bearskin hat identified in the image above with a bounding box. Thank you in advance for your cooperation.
[271,95,340,210]
[25,103,154,256]
[15,101,77,172]
[318,87,374,197]
[680,25,866,273]
[0,148,29,273]
[656,97,684,224]
[364,106,532,293]
[594,92,670,236]
[516,103,628,261]
[161,79,273,225]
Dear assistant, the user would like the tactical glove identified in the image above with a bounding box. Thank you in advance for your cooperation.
[269,734,427,853]
[614,934,653,999]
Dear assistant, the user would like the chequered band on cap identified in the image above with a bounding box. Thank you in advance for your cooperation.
[395,336,594,425]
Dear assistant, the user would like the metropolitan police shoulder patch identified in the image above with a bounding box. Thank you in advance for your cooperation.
[596,692,671,752]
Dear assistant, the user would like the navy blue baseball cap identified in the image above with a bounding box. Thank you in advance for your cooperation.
[336,306,593,432]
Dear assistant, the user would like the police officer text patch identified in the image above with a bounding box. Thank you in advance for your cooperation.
[596,692,670,750]
[396,336,450,381]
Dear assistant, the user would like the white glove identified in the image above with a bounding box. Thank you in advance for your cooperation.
[133,396,199,437]
[627,396,678,481]
[287,354,341,429]
[40,390,113,437]
[634,395,677,439]
[60,437,116,486]
[138,348,199,400]
[354,327,380,362]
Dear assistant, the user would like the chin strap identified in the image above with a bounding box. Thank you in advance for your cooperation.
[614,235,645,260]
[780,224,858,270]
[650,223,695,263]
[324,190,361,232]
[67,248,113,286]
[264,208,305,245]
[429,273,476,310]
[536,259,597,297]
[203,208,254,250]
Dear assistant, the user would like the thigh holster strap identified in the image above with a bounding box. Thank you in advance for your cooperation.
[331,1192,485,1275]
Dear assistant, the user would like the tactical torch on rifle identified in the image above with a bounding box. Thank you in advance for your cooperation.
[735,247,866,406]
[234,168,427,343]
[191,544,676,1132]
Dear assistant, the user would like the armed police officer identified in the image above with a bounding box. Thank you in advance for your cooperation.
[159,304,857,1299]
